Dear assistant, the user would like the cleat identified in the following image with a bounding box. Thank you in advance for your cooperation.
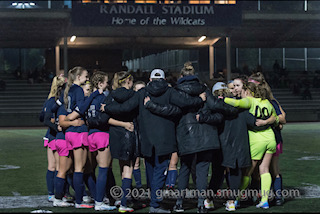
[103,197,110,205]
[62,193,74,202]
[53,198,74,207]
[48,195,54,202]
[118,205,134,213]
[94,202,117,211]
[114,200,121,207]
[149,206,171,213]
[225,200,236,211]
[275,198,284,206]
[75,202,94,209]
[234,200,240,208]
[256,201,269,209]
[82,195,94,203]
[173,204,184,212]
[204,199,214,209]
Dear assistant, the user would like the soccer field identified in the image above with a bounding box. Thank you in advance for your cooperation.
[0,122,319,213]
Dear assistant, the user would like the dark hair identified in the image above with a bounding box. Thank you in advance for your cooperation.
[180,61,195,76]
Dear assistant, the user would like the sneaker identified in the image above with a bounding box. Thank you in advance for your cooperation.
[82,195,94,203]
[275,198,284,206]
[53,198,74,207]
[103,197,110,205]
[225,200,236,211]
[119,205,134,213]
[204,199,214,209]
[94,202,117,211]
[48,195,54,202]
[62,194,74,202]
[234,200,240,208]
[173,204,184,212]
[115,200,121,207]
[75,202,94,209]
[256,201,269,209]
[149,206,171,213]
[197,206,208,213]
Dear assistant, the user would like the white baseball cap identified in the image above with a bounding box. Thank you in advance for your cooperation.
[212,82,227,93]
[150,69,165,79]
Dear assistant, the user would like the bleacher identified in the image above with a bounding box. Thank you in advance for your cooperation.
[0,72,319,127]
[0,73,50,127]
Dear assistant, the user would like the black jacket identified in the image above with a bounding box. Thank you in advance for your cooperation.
[174,76,223,156]
[104,79,204,157]
[105,87,137,161]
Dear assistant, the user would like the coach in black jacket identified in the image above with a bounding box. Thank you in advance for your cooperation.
[103,69,205,213]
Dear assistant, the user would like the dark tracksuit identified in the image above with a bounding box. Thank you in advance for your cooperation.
[104,78,203,209]
[173,76,224,208]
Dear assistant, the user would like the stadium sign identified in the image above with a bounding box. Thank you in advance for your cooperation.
[72,3,242,26]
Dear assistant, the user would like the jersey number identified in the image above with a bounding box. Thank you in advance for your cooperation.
[254,106,270,119]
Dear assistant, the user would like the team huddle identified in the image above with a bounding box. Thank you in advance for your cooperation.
[41,62,285,213]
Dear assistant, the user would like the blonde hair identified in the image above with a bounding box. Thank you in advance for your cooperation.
[90,71,108,89]
[249,72,275,101]
[82,80,93,96]
[112,71,132,90]
[133,81,146,91]
[243,81,268,100]
[48,75,65,100]
[180,61,195,76]
[64,66,87,109]
[213,88,232,97]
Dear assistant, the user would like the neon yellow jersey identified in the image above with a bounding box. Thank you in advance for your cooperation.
[224,97,277,143]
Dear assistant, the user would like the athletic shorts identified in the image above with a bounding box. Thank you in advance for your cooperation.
[43,137,49,147]
[273,143,283,157]
[88,132,110,152]
[250,140,276,160]
[47,139,57,151]
[65,132,89,149]
[55,139,73,157]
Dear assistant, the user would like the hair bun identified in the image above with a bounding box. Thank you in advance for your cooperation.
[184,61,193,71]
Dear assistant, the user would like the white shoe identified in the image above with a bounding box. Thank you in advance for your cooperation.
[115,200,121,207]
[82,195,94,203]
[47,195,54,202]
[225,200,236,211]
[53,198,74,207]
[204,199,214,209]
[103,197,110,205]
[94,201,117,211]
[118,205,134,213]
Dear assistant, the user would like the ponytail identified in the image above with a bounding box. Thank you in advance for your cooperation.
[112,71,132,90]
[180,61,195,76]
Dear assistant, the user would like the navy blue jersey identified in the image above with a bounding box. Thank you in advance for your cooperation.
[271,99,283,144]
[88,93,110,135]
[44,97,57,142]
[56,105,68,140]
[65,84,88,133]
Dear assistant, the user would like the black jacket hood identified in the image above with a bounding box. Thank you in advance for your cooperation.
[146,79,169,97]
[175,77,206,96]
[111,87,135,103]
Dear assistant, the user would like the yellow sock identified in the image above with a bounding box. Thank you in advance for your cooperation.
[236,176,250,201]
[260,173,272,202]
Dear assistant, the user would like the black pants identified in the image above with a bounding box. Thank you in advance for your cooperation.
[176,150,212,207]
[208,149,225,199]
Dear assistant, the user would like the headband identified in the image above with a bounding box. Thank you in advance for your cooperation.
[248,78,260,84]
[119,74,131,83]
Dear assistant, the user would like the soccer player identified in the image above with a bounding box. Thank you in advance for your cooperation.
[223,81,279,209]
[42,75,65,202]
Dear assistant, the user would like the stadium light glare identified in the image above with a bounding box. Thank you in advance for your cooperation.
[198,36,207,42]
[70,35,77,42]
[30,2,35,6]
[12,2,18,6]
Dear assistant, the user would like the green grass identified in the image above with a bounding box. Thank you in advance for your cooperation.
[0,122,320,213]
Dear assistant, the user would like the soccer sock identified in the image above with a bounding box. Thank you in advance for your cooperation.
[106,168,116,199]
[121,178,132,207]
[236,176,250,201]
[169,170,178,188]
[133,168,142,188]
[66,173,74,191]
[273,175,282,200]
[84,173,96,200]
[261,173,272,203]
[54,177,65,200]
[46,170,55,195]
[73,172,85,204]
[96,167,109,202]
